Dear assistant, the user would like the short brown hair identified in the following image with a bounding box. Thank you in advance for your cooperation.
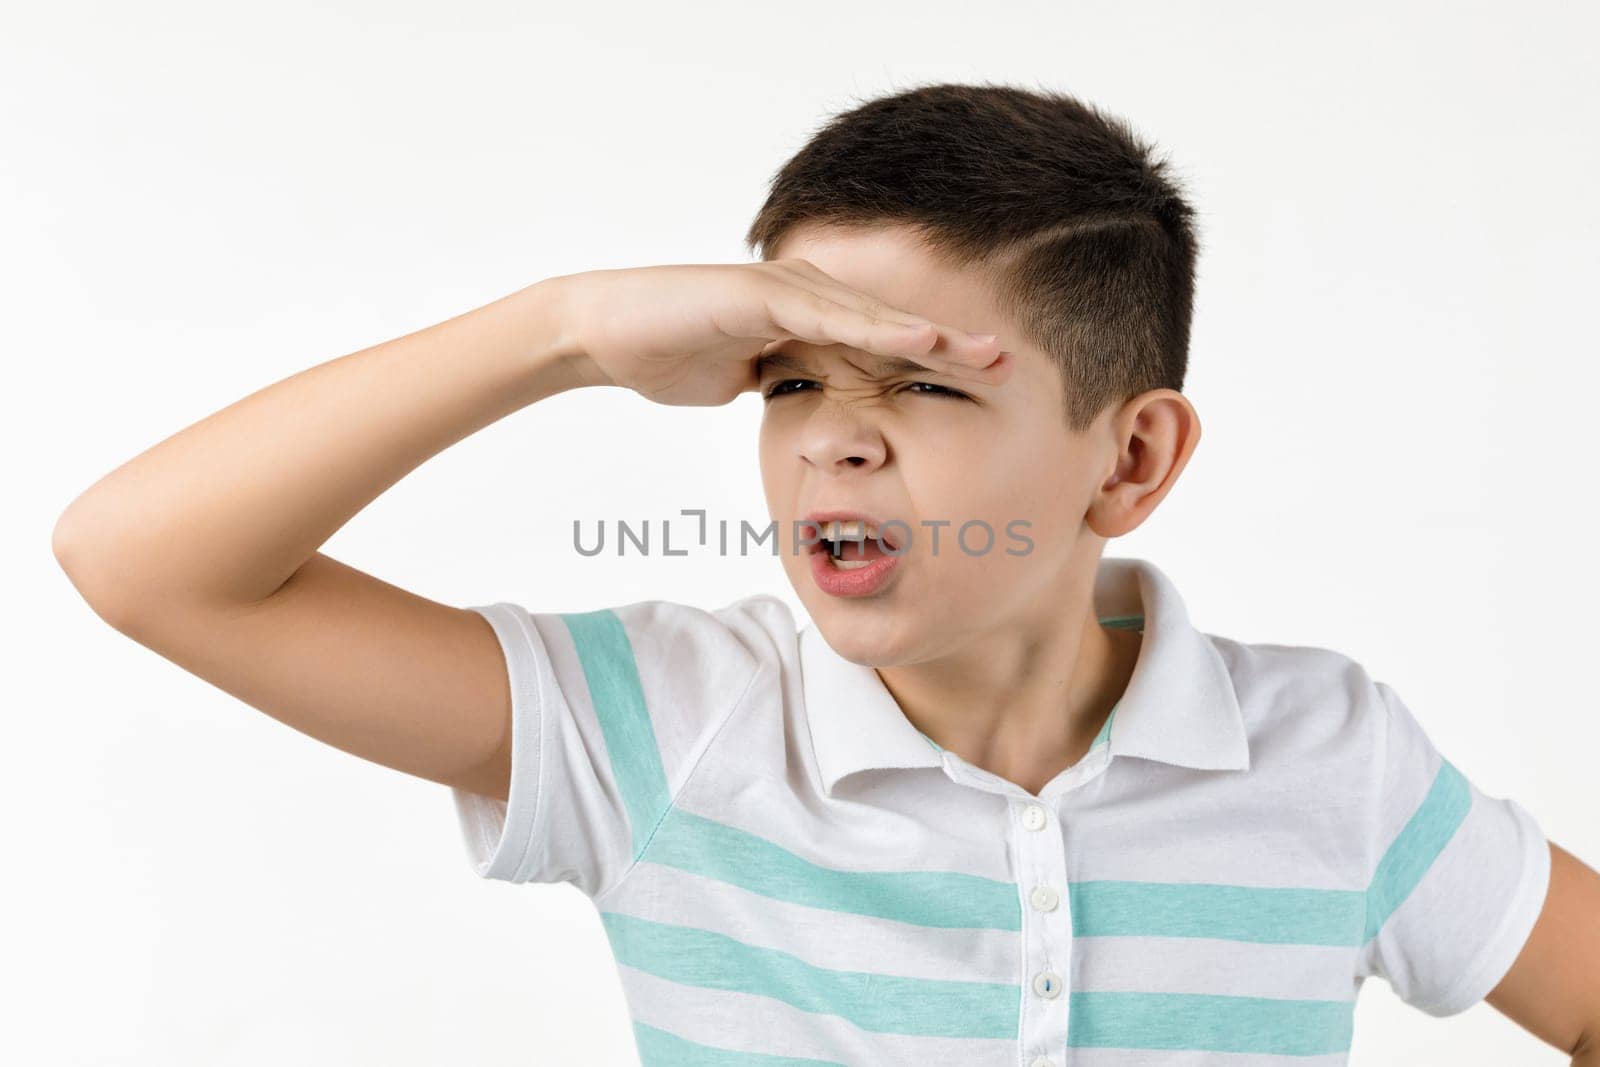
[744,81,1199,431]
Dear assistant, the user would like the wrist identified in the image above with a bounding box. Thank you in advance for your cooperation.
[517,274,610,397]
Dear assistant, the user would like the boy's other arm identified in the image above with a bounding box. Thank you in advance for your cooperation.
[51,277,591,802]
[1485,841,1600,1064]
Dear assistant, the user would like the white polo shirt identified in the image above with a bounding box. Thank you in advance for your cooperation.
[451,555,1550,1066]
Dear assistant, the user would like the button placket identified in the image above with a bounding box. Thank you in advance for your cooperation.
[1016,798,1071,1065]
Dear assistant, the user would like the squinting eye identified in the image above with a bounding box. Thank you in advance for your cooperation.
[903,382,971,400]
[762,379,971,401]
[763,378,819,400]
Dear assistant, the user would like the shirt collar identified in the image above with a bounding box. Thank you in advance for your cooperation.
[800,555,1251,797]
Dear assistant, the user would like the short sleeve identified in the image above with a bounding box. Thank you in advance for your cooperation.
[1355,679,1552,1016]
[450,595,784,898]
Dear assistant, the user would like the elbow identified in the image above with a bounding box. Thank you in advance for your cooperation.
[52,499,145,636]
[52,499,94,590]
[51,500,88,577]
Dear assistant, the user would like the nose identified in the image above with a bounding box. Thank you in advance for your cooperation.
[796,402,888,474]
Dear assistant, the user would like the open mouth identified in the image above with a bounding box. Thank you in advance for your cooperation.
[809,519,901,567]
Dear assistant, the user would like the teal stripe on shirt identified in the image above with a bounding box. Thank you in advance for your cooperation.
[641,806,1022,930]
[633,1021,846,1066]
[1069,991,1354,1055]
[600,911,1019,1040]
[1070,879,1367,946]
[1058,762,1469,952]
[560,609,671,860]
[1364,757,1472,941]
[1091,703,1116,749]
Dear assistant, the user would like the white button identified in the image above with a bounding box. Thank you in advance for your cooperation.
[1032,969,1063,998]
[1029,885,1059,911]
[1022,803,1047,830]
[1030,1058,1053,1067]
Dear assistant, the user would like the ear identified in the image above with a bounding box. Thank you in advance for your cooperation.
[1084,389,1202,539]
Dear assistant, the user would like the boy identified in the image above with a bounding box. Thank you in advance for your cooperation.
[54,83,1598,1064]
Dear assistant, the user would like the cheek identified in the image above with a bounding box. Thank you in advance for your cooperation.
[910,444,1058,527]
[913,450,1083,581]
[756,425,785,486]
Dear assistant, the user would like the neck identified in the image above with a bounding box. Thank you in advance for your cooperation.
[874,578,1141,797]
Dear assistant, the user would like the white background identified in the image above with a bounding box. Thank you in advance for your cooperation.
[8,1,1597,1063]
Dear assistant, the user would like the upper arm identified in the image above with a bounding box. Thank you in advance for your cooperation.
[1485,840,1600,1058]
[1356,677,1552,1017]
[106,550,517,799]
[448,594,781,895]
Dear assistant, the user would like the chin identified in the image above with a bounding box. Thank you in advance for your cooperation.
[809,602,925,668]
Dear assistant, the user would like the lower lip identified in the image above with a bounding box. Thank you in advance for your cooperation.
[808,544,902,597]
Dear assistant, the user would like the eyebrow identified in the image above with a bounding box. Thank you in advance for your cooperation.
[753,348,950,381]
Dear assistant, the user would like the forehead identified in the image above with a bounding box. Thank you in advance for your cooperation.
[767,223,1000,331]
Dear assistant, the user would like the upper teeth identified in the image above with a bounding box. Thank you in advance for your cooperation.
[823,519,879,543]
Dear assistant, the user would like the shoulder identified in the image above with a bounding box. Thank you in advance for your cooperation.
[599,592,798,662]
[567,592,799,701]
[1206,632,1389,765]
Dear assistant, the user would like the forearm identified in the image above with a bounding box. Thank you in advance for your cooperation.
[54,274,587,621]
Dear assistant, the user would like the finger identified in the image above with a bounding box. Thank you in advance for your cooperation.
[818,308,1013,389]
[774,259,939,332]
[928,334,1011,383]
[766,290,945,362]
[880,326,1015,386]
[912,342,1016,388]
[764,293,1016,391]
[962,347,1016,385]
[775,260,1008,374]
